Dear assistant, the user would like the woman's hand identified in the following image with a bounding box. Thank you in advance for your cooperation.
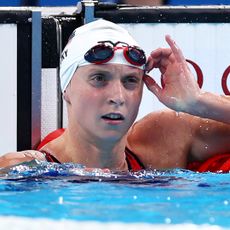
[0,150,46,168]
[143,35,201,112]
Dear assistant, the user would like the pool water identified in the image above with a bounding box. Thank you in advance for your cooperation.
[0,161,229,229]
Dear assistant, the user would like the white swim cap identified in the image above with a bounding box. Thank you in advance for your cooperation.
[60,19,145,92]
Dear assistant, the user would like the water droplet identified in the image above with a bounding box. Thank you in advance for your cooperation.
[167,196,171,201]
[58,196,64,204]
[224,200,229,205]
[165,218,171,224]
[209,217,215,223]
[133,195,137,200]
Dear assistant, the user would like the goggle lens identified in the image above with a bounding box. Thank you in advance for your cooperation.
[84,41,146,66]
[125,47,146,66]
[85,45,113,63]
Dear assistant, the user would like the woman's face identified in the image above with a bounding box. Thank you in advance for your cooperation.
[65,64,144,142]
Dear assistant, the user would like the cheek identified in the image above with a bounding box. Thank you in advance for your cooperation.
[129,86,143,105]
[127,89,143,118]
[74,89,103,112]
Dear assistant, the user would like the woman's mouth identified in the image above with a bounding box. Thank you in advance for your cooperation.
[101,113,125,123]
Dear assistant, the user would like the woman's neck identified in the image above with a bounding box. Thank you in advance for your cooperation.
[52,128,128,170]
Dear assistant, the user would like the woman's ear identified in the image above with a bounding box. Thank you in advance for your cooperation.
[63,89,71,104]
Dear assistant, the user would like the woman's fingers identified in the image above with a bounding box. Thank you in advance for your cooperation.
[145,47,172,73]
[143,35,201,112]
[165,35,194,77]
[165,35,186,63]
[150,47,172,59]
[146,35,184,74]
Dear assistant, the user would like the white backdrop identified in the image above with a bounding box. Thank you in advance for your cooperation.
[0,24,17,153]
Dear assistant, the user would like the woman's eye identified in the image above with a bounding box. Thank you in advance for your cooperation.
[123,76,140,88]
[94,75,105,81]
[90,74,107,86]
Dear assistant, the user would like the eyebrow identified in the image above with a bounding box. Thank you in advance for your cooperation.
[86,69,111,78]
[87,65,143,76]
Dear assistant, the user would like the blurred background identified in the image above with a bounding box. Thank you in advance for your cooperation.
[0,0,230,6]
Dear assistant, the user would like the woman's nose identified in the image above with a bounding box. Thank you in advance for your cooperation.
[108,81,125,106]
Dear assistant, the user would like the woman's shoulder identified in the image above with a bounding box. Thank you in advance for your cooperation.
[126,110,197,169]
[133,109,197,130]
[130,109,185,131]
[127,109,194,151]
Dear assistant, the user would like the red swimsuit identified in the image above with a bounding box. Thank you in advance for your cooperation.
[38,129,230,173]
[187,154,230,173]
[37,129,145,171]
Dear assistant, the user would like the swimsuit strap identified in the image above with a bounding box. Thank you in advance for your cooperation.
[40,150,61,164]
[41,147,145,171]
[37,128,65,150]
[125,147,145,171]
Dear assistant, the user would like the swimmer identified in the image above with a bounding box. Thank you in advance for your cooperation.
[1,19,230,172]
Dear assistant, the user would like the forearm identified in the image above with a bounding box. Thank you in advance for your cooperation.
[185,92,230,124]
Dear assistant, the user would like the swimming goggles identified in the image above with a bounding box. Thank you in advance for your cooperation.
[84,41,146,66]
